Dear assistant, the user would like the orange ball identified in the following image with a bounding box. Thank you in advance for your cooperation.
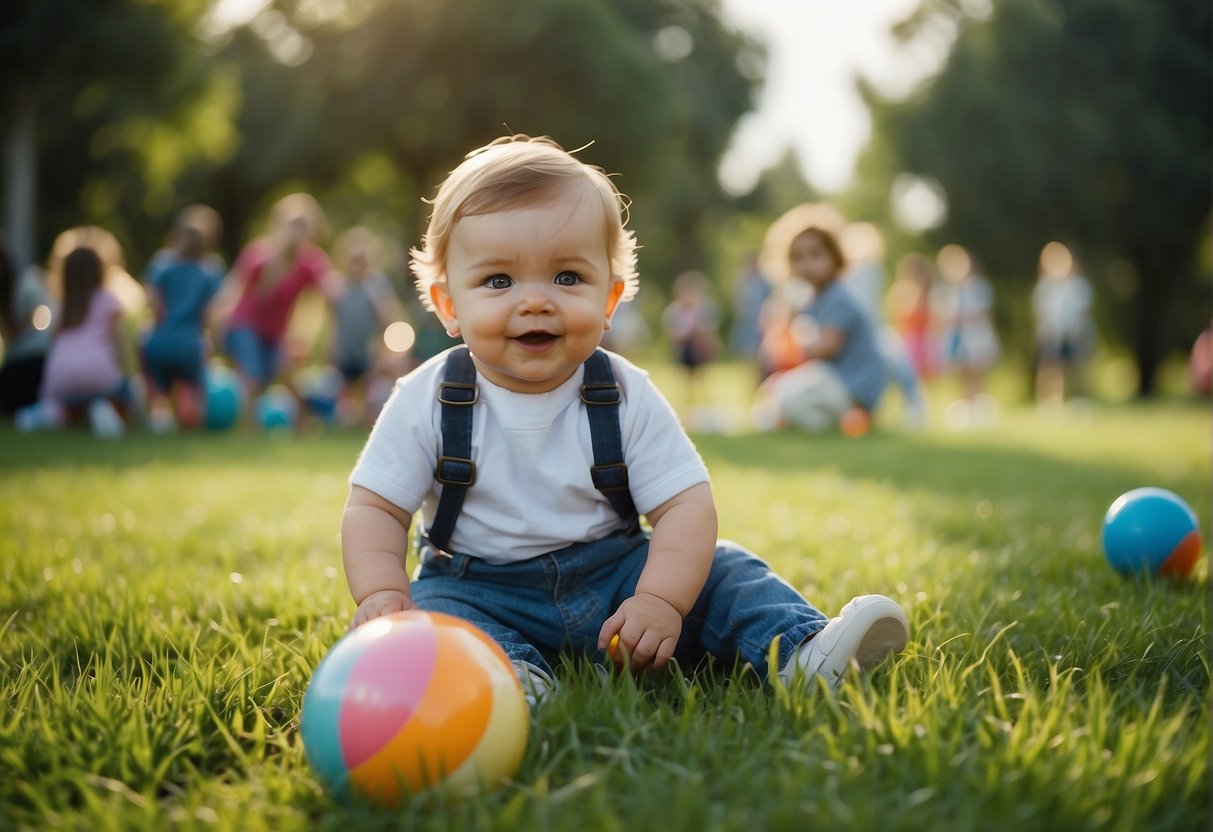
[840,407,871,438]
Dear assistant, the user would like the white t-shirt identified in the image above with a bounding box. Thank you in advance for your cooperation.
[350,347,709,563]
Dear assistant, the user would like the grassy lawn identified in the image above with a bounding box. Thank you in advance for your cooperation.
[0,362,1207,831]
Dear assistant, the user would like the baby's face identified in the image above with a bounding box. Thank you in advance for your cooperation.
[432,186,624,393]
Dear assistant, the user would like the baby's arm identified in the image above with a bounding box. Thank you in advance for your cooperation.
[342,484,415,628]
[598,482,717,672]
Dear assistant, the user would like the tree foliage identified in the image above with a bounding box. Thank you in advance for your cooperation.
[1,0,237,269]
[205,0,762,294]
[3,0,761,299]
[860,0,1211,393]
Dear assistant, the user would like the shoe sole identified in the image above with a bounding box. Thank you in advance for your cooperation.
[853,617,909,670]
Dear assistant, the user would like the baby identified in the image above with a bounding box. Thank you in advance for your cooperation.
[341,136,908,699]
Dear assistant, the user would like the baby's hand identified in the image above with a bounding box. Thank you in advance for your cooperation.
[598,592,683,673]
[350,589,413,630]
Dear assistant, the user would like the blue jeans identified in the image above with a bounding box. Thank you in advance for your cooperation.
[411,529,828,677]
[223,327,280,388]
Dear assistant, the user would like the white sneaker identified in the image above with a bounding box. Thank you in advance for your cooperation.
[16,401,64,431]
[88,399,125,438]
[780,595,908,690]
[513,661,557,709]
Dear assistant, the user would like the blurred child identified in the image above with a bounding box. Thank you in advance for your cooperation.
[330,227,405,425]
[17,245,134,436]
[340,136,907,702]
[728,251,771,360]
[0,241,53,417]
[661,269,720,418]
[888,253,937,380]
[1031,242,1095,406]
[212,193,344,411]
[140,205,225,431]
[755,204,887,432]
[932,244,1000,427]
[840,221,926,428]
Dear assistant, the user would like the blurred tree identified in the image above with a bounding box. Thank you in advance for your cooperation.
[206,0,761,296]
[861,0,1211,395]
[1,0,238,271]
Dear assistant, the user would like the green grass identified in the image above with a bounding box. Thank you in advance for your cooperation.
[0,366,1208,831]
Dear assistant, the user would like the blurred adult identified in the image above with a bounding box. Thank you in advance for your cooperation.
[212,193,344,402]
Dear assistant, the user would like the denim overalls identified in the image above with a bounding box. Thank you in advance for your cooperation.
[410,348,827,676]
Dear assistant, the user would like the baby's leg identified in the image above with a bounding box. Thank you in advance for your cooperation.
[410,581,551,674]
[682,540,828,676]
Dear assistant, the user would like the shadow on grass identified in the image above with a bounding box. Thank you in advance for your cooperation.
[693,428,1203,508]
[0,425,367,473]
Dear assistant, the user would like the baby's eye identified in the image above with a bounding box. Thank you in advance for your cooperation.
[554,271,581,287]
[484,274,513,290]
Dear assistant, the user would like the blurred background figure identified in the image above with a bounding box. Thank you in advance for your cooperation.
[888,252,938,381]
[46,226,148,324]
[1031,241,1096,407]
[17,243,135,436]
[754,203,886,433]
[662,270,721,423]
[211,193,344,423]
[140,205,225,432]
[0,240,52,418]
[46,226,148,405]
[329,226,405,426]
[1189,319,1212,398]
[728,250,772,361]
[840,221,926,429]
[933,243,1000,428]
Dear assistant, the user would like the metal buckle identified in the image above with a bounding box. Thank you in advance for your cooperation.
[591,462,629,491]
[435,455,476,486]
[438,381,478,406]
[580,382,620,405]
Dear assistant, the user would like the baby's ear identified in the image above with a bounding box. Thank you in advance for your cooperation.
[429,281,461,338]
[604,279,626,330]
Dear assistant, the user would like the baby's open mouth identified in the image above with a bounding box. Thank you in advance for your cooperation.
[514,331,557,346]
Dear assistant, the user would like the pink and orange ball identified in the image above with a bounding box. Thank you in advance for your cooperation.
[300,610,528,805]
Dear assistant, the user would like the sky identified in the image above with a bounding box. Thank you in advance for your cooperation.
[716,0,937,195]
[209,0,942,196]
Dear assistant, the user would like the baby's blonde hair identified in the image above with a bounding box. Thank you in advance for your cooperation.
[410,135,639,310]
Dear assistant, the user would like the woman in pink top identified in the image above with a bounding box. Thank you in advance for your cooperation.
[17,246,134,436]
[213,193,344,398]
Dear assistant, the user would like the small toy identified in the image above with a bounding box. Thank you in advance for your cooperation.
[254,385,298,431]
[1102,487,1202,578]
[608,634,620,661]
[203,364,243,431]
[839,407,871,438]
[300,610,528,806]
[295,365,342,424]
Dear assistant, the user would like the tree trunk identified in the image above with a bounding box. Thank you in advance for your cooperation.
[3,80,38,273]
[1132,252,1162,398]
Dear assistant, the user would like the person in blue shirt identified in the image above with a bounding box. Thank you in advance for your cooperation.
[140,205,225,431]
[757,204,886,432]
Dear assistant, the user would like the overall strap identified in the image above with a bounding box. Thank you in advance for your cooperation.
[581,349,639,531]
[425,346,478,553]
